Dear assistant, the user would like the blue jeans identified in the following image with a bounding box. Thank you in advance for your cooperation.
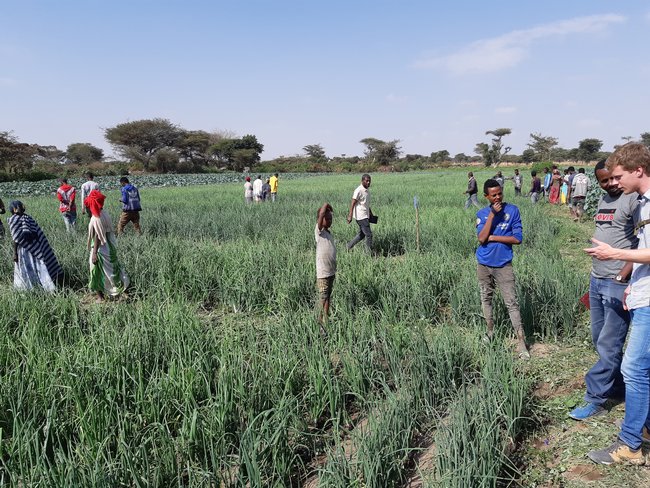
[584,276,630,405]
[619,306,650,449]
[465,193,479,209]
[347,218,372,252]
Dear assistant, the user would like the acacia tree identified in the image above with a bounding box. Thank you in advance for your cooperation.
[475,128,511,167]
[65,143,104,164]
[359,138,401,164]
[303,144,327,162]
[641,132,650,148]
[576,138,603,162]
[0,131,37,174]
[209,134,264,171]
[104,118,183,170]
[527,133,558,162]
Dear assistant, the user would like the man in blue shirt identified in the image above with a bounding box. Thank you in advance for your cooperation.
[476,179,528,359]
[117,177,142,236]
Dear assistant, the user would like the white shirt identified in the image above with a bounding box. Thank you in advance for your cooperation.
[352,184,370,220]
[627,190,650,310]
[81,180,100,205]
[244,182,253,198]
[315,224,336,278]
[252,178,263,197]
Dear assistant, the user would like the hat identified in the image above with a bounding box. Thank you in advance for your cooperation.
[245,176,251,181]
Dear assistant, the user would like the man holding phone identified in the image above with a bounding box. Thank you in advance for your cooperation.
[476,179,528,359]
[347,174,374,253]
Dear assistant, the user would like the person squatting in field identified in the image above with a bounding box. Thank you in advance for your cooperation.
[315,202,336,328]
[347,174,374,253]
[569,160,637,422]
[85,190,129,302]
[56,178,77,232]
[8,200,62,292]
[475,179,529,359]
[586,142,650,466]
[117,177,142,236]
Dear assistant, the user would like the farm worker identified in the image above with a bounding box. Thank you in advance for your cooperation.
[463,172,480,209]
[529,170,542,204]
[8,200,62,292]
[80,172,100,218]
[548,168,562,204]
[560,169,568,204]
[543,167,552,200]
[493,171,504,188]
[571,168,591,221]
[585,142,650,465]
[244,176,253,203]
[85,189,129,302]
[347,174,374,253]
[570,160,637,422]
[117,177,142,236]
[566,166,576,211]
[269,173,279,202]
[56,178,77,232]
[316,202,336,328]
[475,179,529,359]
[262,178,271,202]
[252,175,263,202]
[0,196,6,237]
[512,169,522,197]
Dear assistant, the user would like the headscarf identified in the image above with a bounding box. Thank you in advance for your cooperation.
[84,190,106,218]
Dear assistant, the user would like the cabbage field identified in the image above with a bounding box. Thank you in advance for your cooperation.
[0,171,589,486]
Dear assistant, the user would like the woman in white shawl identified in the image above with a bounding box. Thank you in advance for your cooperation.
[8,200,62,292]
[85,190,129,301]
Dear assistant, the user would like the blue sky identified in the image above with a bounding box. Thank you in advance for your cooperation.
[1,0,649,160]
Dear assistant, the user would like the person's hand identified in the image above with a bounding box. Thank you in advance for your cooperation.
[584,238,615,260]
[623,285,631,311]
[491,202,503,214]
[347,216,352,224]
[92,252,98,264]
[13,253,18,263]
[81,208,86,215]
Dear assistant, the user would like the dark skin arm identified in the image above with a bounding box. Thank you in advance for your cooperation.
[617,261,634,281]
[477,202,522,246]
[347,199,357,224]
[318,203,333,231]
[12,241,18,263]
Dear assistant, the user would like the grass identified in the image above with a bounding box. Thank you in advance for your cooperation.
[0,170,597,486]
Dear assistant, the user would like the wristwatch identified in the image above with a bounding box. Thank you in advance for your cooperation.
[615,275,628,283]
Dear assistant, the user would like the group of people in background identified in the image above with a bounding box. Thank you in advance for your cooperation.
[244,173,279,203]
[466,165,592,221]
[0,173,141,302]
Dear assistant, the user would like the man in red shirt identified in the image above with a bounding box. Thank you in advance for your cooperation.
[57,178,77,232]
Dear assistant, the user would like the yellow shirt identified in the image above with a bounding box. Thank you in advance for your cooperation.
[269,175,278,193]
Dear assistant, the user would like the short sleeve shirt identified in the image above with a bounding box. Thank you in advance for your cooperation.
[627,191,650,310]
[475,203,523,267]
[352,185,370,220]
[591,192,638,278]
[315,224,336,278]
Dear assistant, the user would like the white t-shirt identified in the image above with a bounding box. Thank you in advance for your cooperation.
[244,182,253,198]
[252,179,263,197]
[352,184,370,220]
[315,224,336,279]
[81,180,100,204]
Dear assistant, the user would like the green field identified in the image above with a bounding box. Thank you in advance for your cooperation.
[0,171,597,486]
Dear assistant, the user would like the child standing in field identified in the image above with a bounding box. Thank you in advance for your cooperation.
[316,203,336,327]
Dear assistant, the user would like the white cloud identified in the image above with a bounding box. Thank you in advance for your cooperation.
[495,106,517,114]
[414,14,625,75]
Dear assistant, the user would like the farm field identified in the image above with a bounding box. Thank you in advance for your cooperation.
[0,170,645,487]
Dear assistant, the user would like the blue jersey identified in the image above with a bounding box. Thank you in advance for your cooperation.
[121,184,142,211]
[475,202,522,267]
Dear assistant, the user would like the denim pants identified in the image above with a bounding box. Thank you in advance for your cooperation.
[619,306,650,449]
[464,193,479,209]
[347,218,372,252]
[584,276,630,405]
[63,212,76,232]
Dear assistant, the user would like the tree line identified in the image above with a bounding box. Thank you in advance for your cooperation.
[2,119,650,180]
